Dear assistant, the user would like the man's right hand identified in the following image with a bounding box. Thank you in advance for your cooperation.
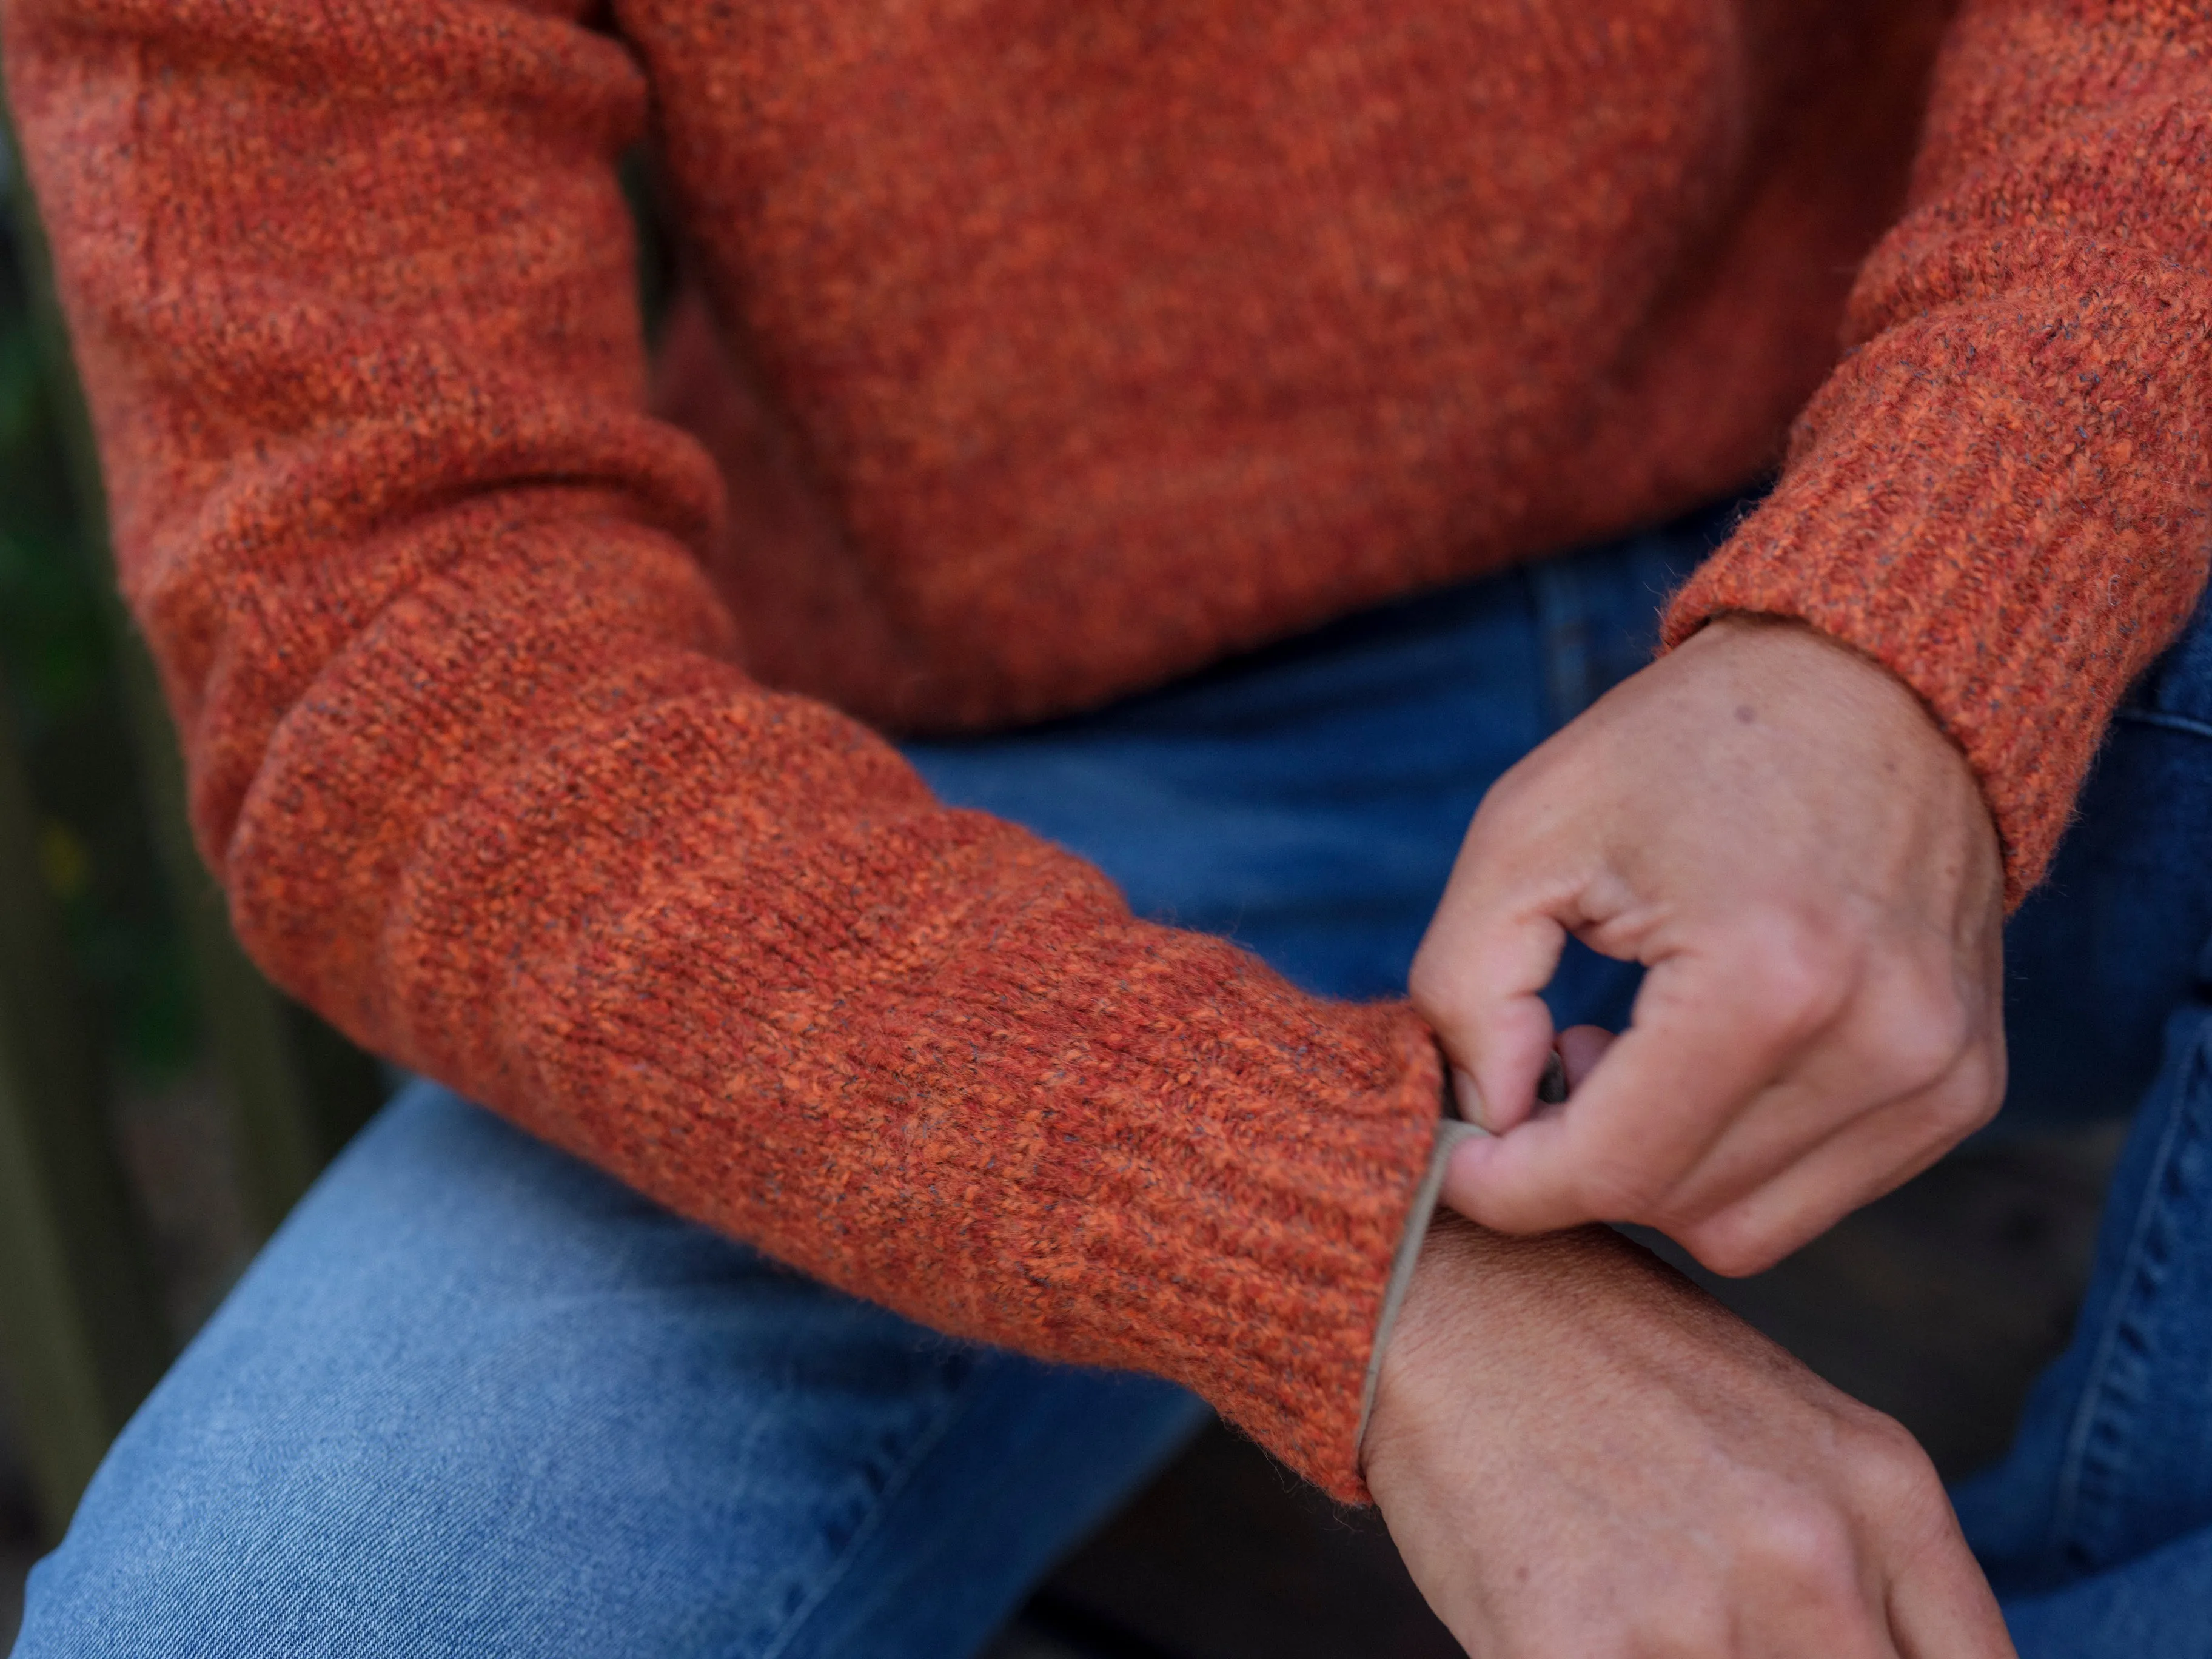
[1362,1215,2014,1657]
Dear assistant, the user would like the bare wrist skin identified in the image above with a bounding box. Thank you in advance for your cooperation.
[1359,1215,2014,1657]
[1363,1216,1700,1498]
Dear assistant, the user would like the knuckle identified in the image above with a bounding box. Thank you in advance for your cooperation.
[1729,911,1854,1044]
[1852,1410,1944,1504]
[1933,1064,2003,1139]
[1828,1408,1953,1547]
[1746,1498,1860,1593]
[1952,1042,2009,1125]
[1879,1040,2005,1159]
[1873,993,1974,1096]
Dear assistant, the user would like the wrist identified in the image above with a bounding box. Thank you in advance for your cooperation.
[1362,1215,1641,1486]
[1362,1212,1690,1495]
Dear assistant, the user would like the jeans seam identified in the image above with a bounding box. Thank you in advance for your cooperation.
[2047,1024,2208,1568]
[744,1356,992,1659]
[2114,706,2212,743]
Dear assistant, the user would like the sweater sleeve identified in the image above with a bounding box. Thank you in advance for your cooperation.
[2,0,1441,1500]
[1663,0,2212,902]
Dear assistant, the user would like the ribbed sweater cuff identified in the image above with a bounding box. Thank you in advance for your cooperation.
[475,839,1452,1504]
[1104,1004,1444,1504]
[1660,315,2210,904]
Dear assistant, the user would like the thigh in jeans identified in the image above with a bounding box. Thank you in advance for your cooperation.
[12,1084,1204,1659]
[15,505,1731,1658]
[1954,592,2212,1651]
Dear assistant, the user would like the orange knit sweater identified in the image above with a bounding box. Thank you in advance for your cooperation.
[6,0,2207,1500]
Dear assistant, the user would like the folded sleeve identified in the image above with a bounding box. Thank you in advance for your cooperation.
[1,0,1441,1499]
[1664,0,2212,902]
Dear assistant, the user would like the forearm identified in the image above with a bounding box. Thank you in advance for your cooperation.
[3,0,1440,1496]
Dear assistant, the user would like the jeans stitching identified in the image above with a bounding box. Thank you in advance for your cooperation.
[2048,1022,2210,1571]
[2114,706,2212,743]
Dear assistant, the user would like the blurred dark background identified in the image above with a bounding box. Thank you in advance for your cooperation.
[0,112,2130,1659]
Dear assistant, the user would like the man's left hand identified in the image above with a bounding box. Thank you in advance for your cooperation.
[1409,614,2007,1275]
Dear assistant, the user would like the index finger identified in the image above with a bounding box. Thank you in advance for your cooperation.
[1441,934,1835,1235]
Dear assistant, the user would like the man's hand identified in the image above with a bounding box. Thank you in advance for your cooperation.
[1409,614,2006,1275]
[1363,1217,2014,1658]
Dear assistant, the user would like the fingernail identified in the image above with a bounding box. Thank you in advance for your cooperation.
[1537,1051,1569,1106]
[1452,1067,1492,1130]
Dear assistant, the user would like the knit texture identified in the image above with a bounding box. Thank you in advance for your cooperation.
[1664,1,2212,899]
[5,0,2207,1496]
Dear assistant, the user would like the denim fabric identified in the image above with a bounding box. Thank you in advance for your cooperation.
[17,1088,1212,1659]
[1949,592,2212,1655]
[16,495,2212,1656]
[900,503,1730,1022]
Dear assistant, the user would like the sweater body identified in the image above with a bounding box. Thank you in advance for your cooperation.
[6,0,2208,1499]
[643,0,1950,730]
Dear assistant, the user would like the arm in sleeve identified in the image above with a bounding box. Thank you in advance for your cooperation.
[1665,0,2212,901]
[1,0,1441,1499]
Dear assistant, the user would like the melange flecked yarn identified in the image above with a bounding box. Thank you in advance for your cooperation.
[5,0,2207,1499]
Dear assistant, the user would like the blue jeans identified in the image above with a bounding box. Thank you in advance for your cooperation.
[1952,602,2212,1650]
[16,502,2212,1656]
